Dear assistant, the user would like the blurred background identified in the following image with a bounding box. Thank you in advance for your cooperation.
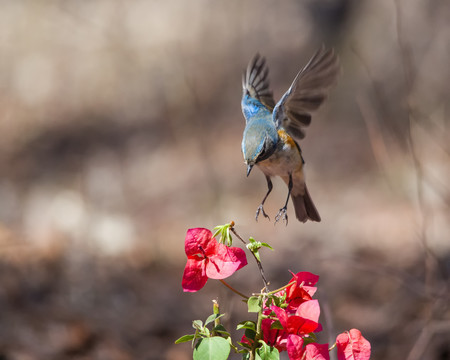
[0,0,449,359]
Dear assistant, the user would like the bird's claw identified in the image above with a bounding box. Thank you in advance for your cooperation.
[255,205,270,222]
[275,207,288,226]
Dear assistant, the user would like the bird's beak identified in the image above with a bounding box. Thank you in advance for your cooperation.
[246,164,253,177]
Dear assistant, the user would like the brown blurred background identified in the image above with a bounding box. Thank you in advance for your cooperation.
[0,0,449,359]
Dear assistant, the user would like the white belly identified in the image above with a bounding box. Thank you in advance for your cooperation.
[257,140,301,173]
[256,142,305,195]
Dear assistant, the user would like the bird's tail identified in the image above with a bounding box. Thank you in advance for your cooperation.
[291,184,321,223]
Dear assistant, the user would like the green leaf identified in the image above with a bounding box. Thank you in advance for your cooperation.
[203,327,210,337]
[213,223,234,245]
[205,313,224,326]
[212,228,221,239]
[244,328,256,342]
[246,238,264,261]
[193,337,231,360]
[205,314,216,326]
[213,329,231,338]
[256,340,279,360]
[236,320,256,331]
[193,320,203,330]
[270,321,283,330]
[247,296,262,313]
[253,250,261,262]
[175,334,195,344]
[267,294,284,308]
[303,332,317,345]
[213,325,230,337]
[238,341,252,350]
[260,242,273,250]
[246,241,259,252]
[237,341,252,354]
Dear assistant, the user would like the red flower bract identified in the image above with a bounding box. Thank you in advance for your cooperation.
[182,228,247,292]
[336,329,371,360]
[304,343,330,360]
[268,300,322,357]
[286,335,304,359]
[285,271,319,309]
[271,299,321,336]
[271,271,319,313]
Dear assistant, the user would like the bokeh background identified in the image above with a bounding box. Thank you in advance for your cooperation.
[0,0,449,359]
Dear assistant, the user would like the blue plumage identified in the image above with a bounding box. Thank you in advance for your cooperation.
[241,94,271,120]
[240,47,339,224]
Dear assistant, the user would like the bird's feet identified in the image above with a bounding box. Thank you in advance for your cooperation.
[275,207,288,225]
[255,204,270,222]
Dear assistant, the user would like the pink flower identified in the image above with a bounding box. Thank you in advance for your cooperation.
[265,300,322,356]
[272,299,321,336]
[260,314,287,352]
[286,335,304,359]
[249,273,323,353]
[284,271,319,311]
[286,336,330,360]
[303,343,330,360]
[336,329,371,360]
[182,228,247,292]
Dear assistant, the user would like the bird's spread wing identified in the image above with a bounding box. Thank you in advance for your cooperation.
[242,54,276,111]
[273,46,339,139]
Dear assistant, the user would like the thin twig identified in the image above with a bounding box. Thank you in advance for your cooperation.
[219,279,249,299]
[230,226,269,291]
[406,321,450,360]
[392,0,441,296]
[356,94,392,185]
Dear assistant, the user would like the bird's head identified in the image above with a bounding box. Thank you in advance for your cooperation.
[242,125,277,177]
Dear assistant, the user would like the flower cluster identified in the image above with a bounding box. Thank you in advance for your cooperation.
[242,271,371,359]
[178,225,371,360]
[182,227,247,292]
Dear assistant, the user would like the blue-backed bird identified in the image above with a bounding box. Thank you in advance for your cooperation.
[241,46,339,224]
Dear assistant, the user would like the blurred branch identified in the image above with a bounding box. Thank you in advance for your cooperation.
[410,108,450,158]
[327,255,449,302]
[392,0,441,294]
[320,290,337,360]
[406,320,450,360]
[351,44,400,194]
[230,226,269,291]
[392,3,450,358]
[356,95,392,188]
[353,41,450,208]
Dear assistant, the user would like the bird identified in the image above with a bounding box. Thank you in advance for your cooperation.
[241,46,339,224]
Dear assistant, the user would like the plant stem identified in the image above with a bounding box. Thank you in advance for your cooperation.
[212,300,220,336]
[219,279,249,299]
[230,226,269,291]
[250,294,266,359]
[267,282,291,295]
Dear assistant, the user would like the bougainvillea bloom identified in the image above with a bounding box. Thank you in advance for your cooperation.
[286,335,304,359]
[284,271,319,310]
[272,299,321,336]
[243,273,323,353]
[336,329,371,360]
[238,271,371,360]
[182,228,247,292]
[263,300,322,356]
[303,343,330,360]
[285,335,330,359]
[259,309,287,351]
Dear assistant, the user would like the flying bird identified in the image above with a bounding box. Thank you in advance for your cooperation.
[241,46,339,224]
